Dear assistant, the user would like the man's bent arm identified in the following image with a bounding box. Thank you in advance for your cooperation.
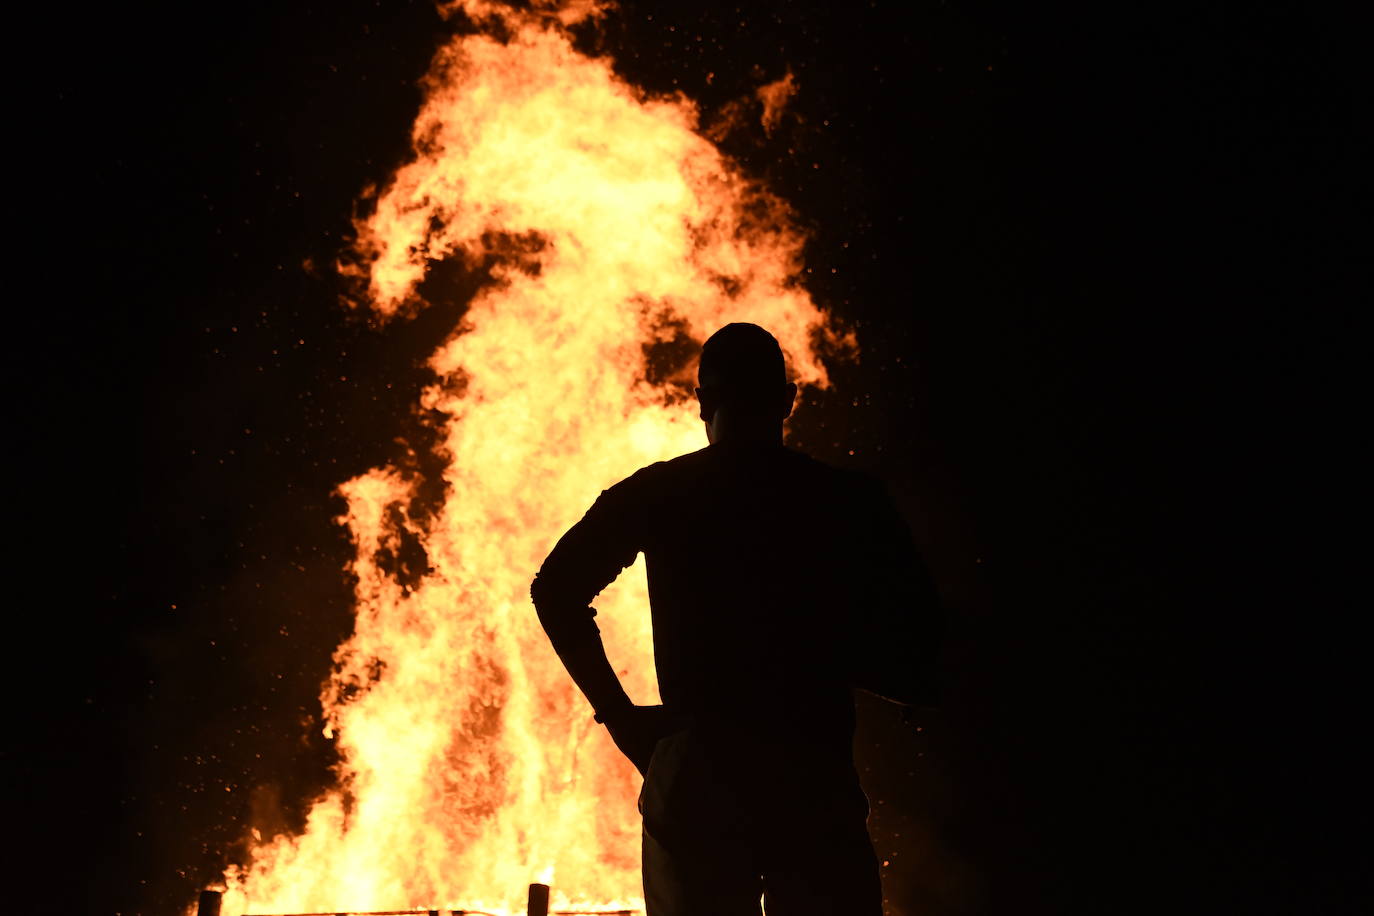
[530,480,644,722]
[533,611,635,723]
[851,477,945,707]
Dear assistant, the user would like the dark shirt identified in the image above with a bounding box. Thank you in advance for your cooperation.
[530,441,941,746]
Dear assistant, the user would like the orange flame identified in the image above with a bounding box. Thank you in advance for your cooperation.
[217,2,847,912]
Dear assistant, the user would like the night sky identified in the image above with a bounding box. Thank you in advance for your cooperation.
[13,2,1356,914]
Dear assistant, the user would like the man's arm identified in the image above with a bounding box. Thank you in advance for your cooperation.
[531,472,675,773]
[848,476,945,708]
[529,477,643,723]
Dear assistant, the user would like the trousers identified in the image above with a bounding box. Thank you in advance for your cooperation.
[638,725,883,916]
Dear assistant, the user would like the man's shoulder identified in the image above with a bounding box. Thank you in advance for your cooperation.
[611,447,711,492]
[654,444,875,487]
[603,449,705,494]
[781,447,885,491]
[612,445,883,495]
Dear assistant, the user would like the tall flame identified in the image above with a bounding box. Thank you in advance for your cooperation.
[219,2,847,912]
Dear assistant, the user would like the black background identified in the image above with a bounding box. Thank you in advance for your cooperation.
[12,1,1357,914]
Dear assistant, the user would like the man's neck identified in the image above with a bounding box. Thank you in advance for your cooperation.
[707,419,783,448]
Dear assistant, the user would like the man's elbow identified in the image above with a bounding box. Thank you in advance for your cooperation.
[529,571,548,611]
[529,572,598,646]
[529,573,559,632]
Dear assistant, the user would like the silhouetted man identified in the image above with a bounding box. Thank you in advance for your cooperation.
[531,323,941,915]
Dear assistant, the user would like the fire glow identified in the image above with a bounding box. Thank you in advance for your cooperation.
[216,2,848,912]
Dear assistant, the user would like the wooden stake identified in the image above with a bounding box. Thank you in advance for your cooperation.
[197,891,223,916]
[526,883,550,916]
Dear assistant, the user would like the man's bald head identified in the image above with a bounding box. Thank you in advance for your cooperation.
[695,323,796,443]
[698,323,786,400]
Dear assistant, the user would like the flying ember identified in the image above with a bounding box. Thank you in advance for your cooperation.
[213,1,848,912]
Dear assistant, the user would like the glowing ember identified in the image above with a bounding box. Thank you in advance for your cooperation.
[215,2,848,912]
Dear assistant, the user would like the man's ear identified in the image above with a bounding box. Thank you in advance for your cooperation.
[695,386,715,423]
[781,382,798,420]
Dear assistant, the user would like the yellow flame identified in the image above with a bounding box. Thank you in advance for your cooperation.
[219,3,847,912]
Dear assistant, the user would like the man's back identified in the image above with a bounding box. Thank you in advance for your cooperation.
[529,322,940,915]
[532,440,938,740]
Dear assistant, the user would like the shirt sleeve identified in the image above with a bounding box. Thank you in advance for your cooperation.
[529,472,647,650]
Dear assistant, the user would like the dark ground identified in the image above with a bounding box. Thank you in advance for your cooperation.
[10,1,1359,914]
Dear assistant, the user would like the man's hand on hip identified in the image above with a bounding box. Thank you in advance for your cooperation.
[600,704,681,776]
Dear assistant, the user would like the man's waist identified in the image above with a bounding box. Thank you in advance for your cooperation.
[661,685,856,733]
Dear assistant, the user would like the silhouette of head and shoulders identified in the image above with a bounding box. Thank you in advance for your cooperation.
[694,321,797,450]
[629,322,866,499]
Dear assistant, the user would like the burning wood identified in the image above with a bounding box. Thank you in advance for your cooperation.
[201,882,635,916]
